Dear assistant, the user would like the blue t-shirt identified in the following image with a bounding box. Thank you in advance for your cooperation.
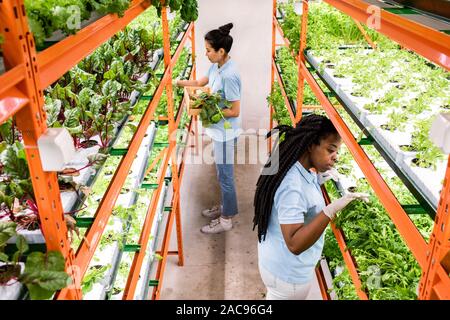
[205,59,242,142]
[258,162,326,284]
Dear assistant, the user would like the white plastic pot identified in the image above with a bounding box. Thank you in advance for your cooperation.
[0,262,25,300]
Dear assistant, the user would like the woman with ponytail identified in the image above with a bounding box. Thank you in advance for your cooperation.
[254,114,369,299]
[174,23,242,233]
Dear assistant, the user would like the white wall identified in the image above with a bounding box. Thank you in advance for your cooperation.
[194,0,272,131]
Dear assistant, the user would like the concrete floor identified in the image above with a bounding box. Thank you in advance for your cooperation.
[159,134,323,300]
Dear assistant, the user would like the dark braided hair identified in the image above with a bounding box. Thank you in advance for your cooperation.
[253,114,338,242]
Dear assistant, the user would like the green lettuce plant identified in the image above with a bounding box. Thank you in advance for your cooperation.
[0,221,70,300]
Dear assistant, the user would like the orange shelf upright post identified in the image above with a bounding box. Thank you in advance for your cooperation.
[0,0,82,299]
[190,23,200,155]
[151,190,180,300]
[294,0,309,124]
[321,188,369,300]
[0,2,30,123]
[160,4,184,268]
[269,0,277,154]
[419,156,450,299]
[272,60,295,123]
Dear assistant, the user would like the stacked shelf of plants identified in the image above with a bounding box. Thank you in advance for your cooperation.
[0,0,198,300]
[271,0,449,299]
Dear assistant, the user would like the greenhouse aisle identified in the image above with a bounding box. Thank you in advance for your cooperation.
[159,133,323,300]
[155,0,321,301]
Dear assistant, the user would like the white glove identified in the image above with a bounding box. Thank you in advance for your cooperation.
[323,192,370,220]
[317,168,340,185]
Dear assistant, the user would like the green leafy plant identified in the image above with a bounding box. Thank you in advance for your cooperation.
[88,0,131,17]
[25,0,132,47]
[82,264,110,294]
[0,142,38,231]
[0,221,70,300]
[410,118,444,169]
[190,91,232,129]
[152,0,198,22]
[278,0,396,54]
[382,111,408,132]
[19,251,71,300]
[0,222,18,263]
[322,143,436,300]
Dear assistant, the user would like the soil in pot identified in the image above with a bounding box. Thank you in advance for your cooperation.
[351,91,364,97]
[337,167,351,175]
[15,212,40,231]
[80,140,99,148]
[111,287,122,295]
[425,61,437,70]
[90,265,104,270]
[411,157,432,169]
[400,145,417,152]
[59,181,77,192]
[120,188,131,194]
[0,264,21,285]
[380,124,395,132]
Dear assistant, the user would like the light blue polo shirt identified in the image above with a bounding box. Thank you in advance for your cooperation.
[258,161,326,284]
[205,59,242,142]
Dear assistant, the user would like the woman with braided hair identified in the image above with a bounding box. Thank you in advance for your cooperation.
[254,114,368,300]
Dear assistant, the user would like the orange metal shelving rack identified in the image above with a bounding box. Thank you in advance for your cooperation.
[0,0,195,300]
[270,0,450,299]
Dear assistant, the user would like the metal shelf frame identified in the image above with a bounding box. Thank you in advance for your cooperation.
[0,0,195,300]
[271,0,450,299]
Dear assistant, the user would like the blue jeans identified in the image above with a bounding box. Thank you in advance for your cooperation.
[213,138,238,217]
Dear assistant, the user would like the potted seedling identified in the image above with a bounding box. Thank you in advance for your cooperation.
[25,0,132,49]
[409,118,444,170]
[381,111,408,132]
[0,221,70,300]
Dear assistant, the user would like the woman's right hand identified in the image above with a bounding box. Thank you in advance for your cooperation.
[322,192,369,220]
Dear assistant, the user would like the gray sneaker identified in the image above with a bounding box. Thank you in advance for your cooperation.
[201,205,222,219]
[200,217,232,234]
